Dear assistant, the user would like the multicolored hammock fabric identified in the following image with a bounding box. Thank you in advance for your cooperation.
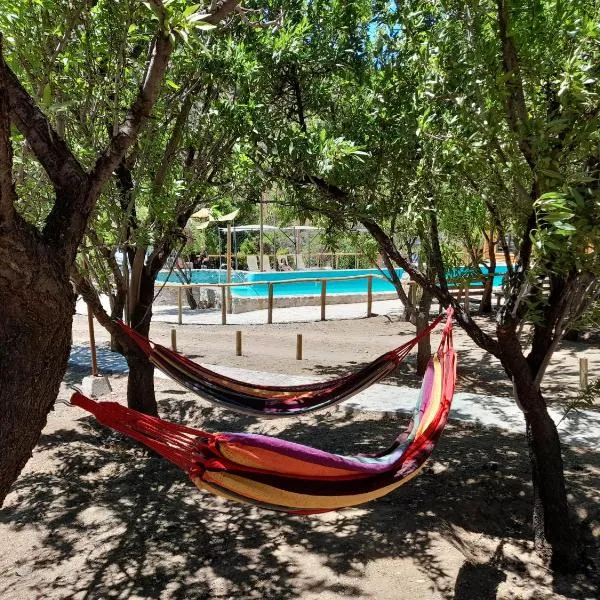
[116,312,449,417]
[70,311,455,513]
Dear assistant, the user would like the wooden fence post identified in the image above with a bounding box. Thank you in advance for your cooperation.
[320,280,327,321]
[296,334,303,360]
[178,286,183,325]
[367,275,373,317]
[236,331,242,356]
[171,328,177,352]
[268,283,274,324]
[580,358,589,390]
[221,286,227,325]
[87,306,98,377]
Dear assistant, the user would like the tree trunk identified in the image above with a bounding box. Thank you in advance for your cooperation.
[174,265,198,309]
[0,230,75,505]
[126,265,159,415]
[480,252,496,314]
[516,382,579,572]
[125,349,157,415]
[416,287,433,376]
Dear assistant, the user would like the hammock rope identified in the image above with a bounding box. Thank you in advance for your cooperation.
[116,311,448,417]
[71,309,456,513]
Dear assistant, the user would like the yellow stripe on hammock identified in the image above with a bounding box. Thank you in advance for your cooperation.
[202,467,424,511]
[415,355,443,438]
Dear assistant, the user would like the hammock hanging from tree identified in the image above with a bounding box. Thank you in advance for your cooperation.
[70,312,455,513]
[116,311,449,417]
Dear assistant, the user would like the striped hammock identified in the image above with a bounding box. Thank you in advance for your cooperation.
[116,311,450,417]
[70,314,455,513]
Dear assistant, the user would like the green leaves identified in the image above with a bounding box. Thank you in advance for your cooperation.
[532,188,600,274]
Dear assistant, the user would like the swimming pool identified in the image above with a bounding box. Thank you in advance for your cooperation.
[156,266,508,297]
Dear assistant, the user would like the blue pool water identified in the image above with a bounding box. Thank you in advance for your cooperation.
[157,266,508,298]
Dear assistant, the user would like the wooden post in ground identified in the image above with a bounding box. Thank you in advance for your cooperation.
[320,280,327,321]
[367,275,373,317]
[171,328,177,352]
[296,334,303,360]
[178,286,183,325]
[267,283,274,324]
[355,253,358,269]
[408,281,417,305]
[236,331,242,356]
[221,286,227,325]
[580,358,589,390]
[87,305,98,377]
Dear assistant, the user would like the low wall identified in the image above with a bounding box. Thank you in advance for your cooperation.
[154,286,219,308]
[231,292,398,313]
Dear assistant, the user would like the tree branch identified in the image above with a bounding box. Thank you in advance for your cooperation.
[0,38,16,224]
[42,30,173,257]
[203,0,242,25]
[427,195,448,293]
[153,92,195,194]
[496,0,535,168]
[4,63,88,199]
[280,171,504,360]
[71,267,119,336]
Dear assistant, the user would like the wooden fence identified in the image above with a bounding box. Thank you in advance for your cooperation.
[162,274,499,325]
[162,273,384,325]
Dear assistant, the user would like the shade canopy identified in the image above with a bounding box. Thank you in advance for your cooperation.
[191,208,239,222]
[281,226,323,231]
[218,224,280,233]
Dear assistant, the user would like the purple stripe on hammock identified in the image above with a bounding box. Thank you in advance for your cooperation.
[215,359,439,474]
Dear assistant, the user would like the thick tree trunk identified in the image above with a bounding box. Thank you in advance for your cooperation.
[480,252,496,314]
[0,229,75,505]
[126,267,158,415]
[125,350,157,415]
[480,274,494,314]
[515,381,579,572]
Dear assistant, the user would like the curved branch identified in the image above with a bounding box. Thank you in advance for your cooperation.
[4,63,88,197]
[362,218,503,360]
[279,171,504,360]
[203,0,242,25]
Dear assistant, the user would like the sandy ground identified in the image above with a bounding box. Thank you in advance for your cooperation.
[0,311,599,599]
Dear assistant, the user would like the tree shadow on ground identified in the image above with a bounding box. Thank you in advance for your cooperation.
[65,344,128,385]
[1,396,598,599]
[311,348,513,398]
